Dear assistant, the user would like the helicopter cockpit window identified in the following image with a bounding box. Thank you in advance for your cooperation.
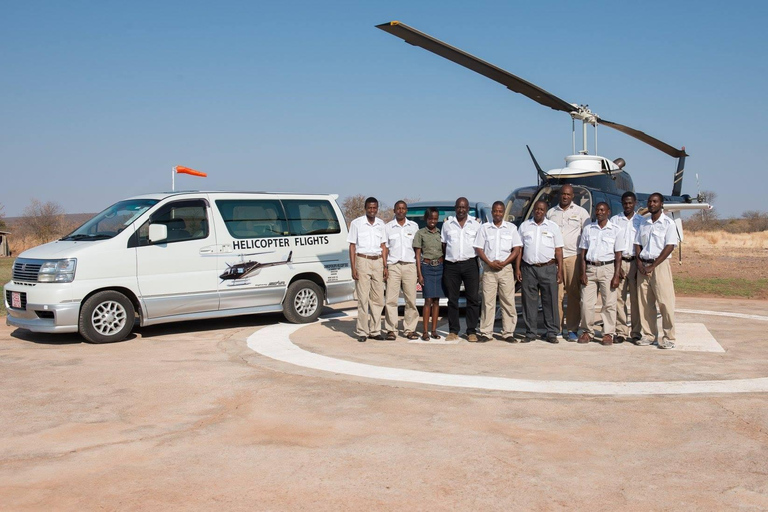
[503,186,537,227]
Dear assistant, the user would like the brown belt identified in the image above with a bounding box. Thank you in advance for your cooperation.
[391,260,415,265]
[527,259,557,267]
[587,260,613,267]
[356,254,381,260]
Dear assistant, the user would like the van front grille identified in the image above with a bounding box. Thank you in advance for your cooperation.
[12,260,41,282]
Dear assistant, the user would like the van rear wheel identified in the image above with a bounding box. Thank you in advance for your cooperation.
[79,291,135,343]
[283,280,323,323]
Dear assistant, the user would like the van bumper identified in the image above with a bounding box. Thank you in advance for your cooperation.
[5,301,80,334]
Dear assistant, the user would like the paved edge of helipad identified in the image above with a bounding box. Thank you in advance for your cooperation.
[247,309,768,396]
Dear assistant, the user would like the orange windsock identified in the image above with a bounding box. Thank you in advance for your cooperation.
[174,165,207,177]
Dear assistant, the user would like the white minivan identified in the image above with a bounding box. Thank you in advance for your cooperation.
[4,192,355,343]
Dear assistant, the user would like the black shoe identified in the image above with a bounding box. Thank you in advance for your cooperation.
[614,335,625,344]
[357,336,366,342]
[522,334,536,343]
[505,336,518,344]
[546,335,559,344]
[478,335,492,342]
[369,334,384,341]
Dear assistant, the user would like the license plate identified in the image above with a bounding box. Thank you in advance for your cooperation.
[11,291,22,309]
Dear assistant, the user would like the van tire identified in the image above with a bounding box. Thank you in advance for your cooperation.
[79,291,135,343]
[283,280,323,324]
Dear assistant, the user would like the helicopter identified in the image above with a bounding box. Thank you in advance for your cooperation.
[375,21,711,235]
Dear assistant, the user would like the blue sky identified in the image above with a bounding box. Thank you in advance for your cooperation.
[2,0,766,218]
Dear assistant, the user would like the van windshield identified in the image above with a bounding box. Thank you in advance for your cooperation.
[60,199,159,241]
[406,206,478,230]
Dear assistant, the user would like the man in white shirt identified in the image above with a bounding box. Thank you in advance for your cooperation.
[578,202,625,346]
[442,197,482,342]
[610,191,644,343]
[347,197,388,342]
[634,193,679,349]
[516,200,564,344]
[546,184,591,341]
[474,201,523,342]
[384,200,420,340]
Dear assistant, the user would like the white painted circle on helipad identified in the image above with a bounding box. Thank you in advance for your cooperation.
[246,309,768,396]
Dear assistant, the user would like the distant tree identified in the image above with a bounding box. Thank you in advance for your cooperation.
[341,195,392,225]
[741,210,768,232]
[19,199,66,243]
[0,203,6,231]
[690,190,718,224]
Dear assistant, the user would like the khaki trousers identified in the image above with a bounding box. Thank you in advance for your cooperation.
[557,255,581,332]
[579,263,618,336]
[617,259,641,338]
[354,256,385,337]
[384,262,419,333]
[479,263,517,338]
[637,258,676,342]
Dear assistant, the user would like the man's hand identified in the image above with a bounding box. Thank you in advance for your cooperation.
[580,273,588,286]
[556,269,563,284]
[610,274,620,289]
[418,275,424,286]
[383,267,388,281]
[352,268,358,280]
[516,269,523,282]
[490,260,504,271]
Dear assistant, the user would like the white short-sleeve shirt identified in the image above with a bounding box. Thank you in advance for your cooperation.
[518,218,564,265]
[441,216,482,262]
[473,221,523,262]
[610,211,644,258]
[385,218,419,264]
[634,213,678,260]
[347,215,386,256]
[579,220,626,263]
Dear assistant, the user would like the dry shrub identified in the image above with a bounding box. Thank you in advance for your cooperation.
[683,230,768,256]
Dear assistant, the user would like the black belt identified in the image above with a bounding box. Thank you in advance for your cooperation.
[586,260,613,267]
[639,258,655,264]
[525,259,556,267]
[622,256,635,262]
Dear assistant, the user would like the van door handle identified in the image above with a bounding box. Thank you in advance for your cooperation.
[199,247,215,254]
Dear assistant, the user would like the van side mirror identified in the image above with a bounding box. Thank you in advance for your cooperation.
[149,223,168,243]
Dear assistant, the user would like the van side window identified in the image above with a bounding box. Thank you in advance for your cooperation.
[282,199,341,235]
[135,200,209,246]
[216,200,288,239]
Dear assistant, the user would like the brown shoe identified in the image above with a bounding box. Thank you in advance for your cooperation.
[577,333,591,344]
[601,334,613,346]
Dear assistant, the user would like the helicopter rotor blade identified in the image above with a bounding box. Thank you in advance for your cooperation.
[376,21,575,114]
[596,119,688,159]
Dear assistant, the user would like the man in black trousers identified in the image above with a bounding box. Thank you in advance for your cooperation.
[441,197,482,342]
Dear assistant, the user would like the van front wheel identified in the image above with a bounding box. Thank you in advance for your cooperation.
[79,291,135,343]
[283,280,323,323]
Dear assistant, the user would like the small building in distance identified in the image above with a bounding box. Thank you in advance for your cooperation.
[0,230,10,257]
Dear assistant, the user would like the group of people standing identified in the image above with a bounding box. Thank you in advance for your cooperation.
[347,188,678,349]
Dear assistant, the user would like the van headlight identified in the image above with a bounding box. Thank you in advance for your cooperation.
[38,259,77,283]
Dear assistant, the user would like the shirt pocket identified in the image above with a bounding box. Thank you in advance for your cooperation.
[598,236,616,255]
[541,233,555,248]
[498,234,514,251]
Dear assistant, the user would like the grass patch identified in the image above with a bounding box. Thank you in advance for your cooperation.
[0,258,13,316]
[674,276,768,299]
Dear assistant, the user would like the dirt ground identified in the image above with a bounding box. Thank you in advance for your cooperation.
[2,296,768,511]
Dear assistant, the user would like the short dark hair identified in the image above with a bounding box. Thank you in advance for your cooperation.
[492,201,505,210]
[424,207,439,220]
[534,200,549,209]
[621,191,637,201]
[455,197,469,207]
[648,192,664,203]
[364,197,378,207]
[394,200,407,209]
[596,201,610,211]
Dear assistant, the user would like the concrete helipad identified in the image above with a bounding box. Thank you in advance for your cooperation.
[1,296,767,510]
